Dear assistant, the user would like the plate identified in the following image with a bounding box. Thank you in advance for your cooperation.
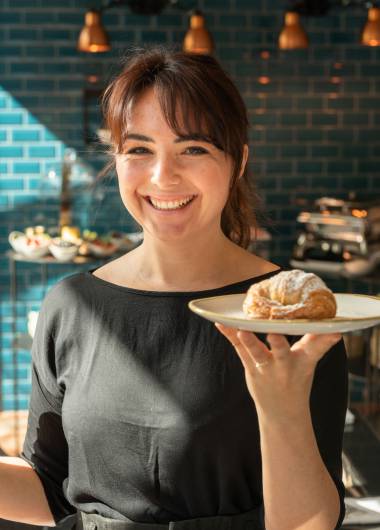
[188,293,380,335]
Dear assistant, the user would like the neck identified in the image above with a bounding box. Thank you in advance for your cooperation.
[130,229,243,290]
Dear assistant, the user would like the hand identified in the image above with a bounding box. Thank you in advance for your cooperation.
[215,323,342,422]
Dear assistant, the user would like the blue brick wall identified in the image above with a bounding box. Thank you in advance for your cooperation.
[1,0,380,410]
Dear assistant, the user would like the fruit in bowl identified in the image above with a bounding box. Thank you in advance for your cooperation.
[49,238,79,262]
[87,236,118,257]
[9,232,51,259]
[108,231,134,251]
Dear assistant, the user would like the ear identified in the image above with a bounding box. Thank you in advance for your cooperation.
[239,144,249,179]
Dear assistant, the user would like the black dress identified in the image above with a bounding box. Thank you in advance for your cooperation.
[21,269,348,528]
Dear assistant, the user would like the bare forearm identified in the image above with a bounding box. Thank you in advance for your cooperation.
[0,456,55,526]
[258,410,341,530]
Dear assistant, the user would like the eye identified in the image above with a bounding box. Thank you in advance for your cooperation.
[125,146,151,155]
[184,146,208,155]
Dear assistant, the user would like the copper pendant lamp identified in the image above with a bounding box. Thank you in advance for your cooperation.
[77,9,110,53]
[183,9,214,54]
[278,11,309,50]
[361,6,380,46]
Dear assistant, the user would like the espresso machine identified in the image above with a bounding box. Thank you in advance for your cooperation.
[290,194,380,277]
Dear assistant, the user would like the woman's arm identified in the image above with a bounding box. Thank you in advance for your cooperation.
[215,326,345,530]
[0,456,55,526]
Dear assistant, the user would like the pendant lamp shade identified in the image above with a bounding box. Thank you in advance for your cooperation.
[361,7,380,47]
[183,10,214,54]
[77,10,111,53]
[278,11,309,50]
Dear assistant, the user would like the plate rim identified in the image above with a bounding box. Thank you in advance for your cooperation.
[188,292,380,324]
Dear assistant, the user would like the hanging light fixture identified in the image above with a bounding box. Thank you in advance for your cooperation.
[183,9,214,54]
[361,6,380,46]
[77,1,212,54]
[77,9,110,53]
[278,11,309,50]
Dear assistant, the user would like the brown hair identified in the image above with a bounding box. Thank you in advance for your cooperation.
[102,46,258,248]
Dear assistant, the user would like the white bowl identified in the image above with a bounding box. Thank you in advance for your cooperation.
[49,238,78,261]
[8,231,27,253]
[87,240,118,258]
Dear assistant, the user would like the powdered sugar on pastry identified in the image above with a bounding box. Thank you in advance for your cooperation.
[243,269,337,320]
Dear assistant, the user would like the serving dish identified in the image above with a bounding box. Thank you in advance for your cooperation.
[189,293,380,335]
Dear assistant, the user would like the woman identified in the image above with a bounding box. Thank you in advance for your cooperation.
[0,47,347,530]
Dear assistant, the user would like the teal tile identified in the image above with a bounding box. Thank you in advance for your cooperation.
[330,31,357,44]
[295,129,323,142]
[297,161,323,173]
[342,114,369,126]
[25,12,57,24]
[41,29,72,40]
[297,97,323,110]
[344,80,370,92]
[281,145,307,158]
[358,161,380,173]
[9,29,38,40]
[12,130,41,142]
[28,146,56,158]
[266,97,295,110]
[311,145,339,157]
[327,129,354,142]
[0,98,6,108]
[327,97,354,110]
[312,113,338,126]
[358,130,380,142]
[219,15,247,26]
[266,161,292,174]
[26,79,55,91]
[13,162,41,174]
[0,131,7,141]
[280,113,307,126]
[141,31,168,43]
[0,163,7,172]
[0,12,22,23]
[252,112,277,126]
[0,114,23,124]
[342,145,369,157]
[0,46,21,56]
[0,146,23,157]
[0,178,24,190]
[265,129,293,142]
[42,63,72,74]
[252,145,278,158]
[10,63,39,74]
[327,161,353,173]
[358,98,380,110]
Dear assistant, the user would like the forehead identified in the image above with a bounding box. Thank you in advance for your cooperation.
[125,87,208,136]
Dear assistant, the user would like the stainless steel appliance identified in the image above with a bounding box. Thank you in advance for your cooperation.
[290,194,380,277]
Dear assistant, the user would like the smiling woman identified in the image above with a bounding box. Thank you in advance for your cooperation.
[1,46,347,530]
[102,47,256,249]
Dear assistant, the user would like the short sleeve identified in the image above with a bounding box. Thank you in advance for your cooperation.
[20,292,77,525]
[309,338,348,529]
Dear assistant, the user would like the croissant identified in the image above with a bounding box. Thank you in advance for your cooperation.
[243,269,337,320]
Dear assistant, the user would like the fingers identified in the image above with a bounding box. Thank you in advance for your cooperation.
[266,334,290,360]
[291,332,342,360]
[215,323,271,369]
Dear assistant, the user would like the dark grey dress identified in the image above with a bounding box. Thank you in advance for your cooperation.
[20,269,348,529]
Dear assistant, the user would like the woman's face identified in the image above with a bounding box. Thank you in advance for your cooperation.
[115,88,247,243]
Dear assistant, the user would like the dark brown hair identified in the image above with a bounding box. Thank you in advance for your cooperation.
[102,46,258,248]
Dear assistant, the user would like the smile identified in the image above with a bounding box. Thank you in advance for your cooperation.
[146,195,196,211]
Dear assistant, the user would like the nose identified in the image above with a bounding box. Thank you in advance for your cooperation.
[150,154,181,188]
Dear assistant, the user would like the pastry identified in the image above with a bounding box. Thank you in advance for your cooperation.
[243,269,337,320]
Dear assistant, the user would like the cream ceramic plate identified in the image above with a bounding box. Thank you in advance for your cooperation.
[189,293,380,335]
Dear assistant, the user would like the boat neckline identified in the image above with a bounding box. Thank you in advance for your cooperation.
[85,267,281,297]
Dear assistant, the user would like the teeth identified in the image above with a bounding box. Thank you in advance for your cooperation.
[150,196,194,210]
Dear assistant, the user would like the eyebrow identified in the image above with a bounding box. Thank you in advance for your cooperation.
[124,133,217,145]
